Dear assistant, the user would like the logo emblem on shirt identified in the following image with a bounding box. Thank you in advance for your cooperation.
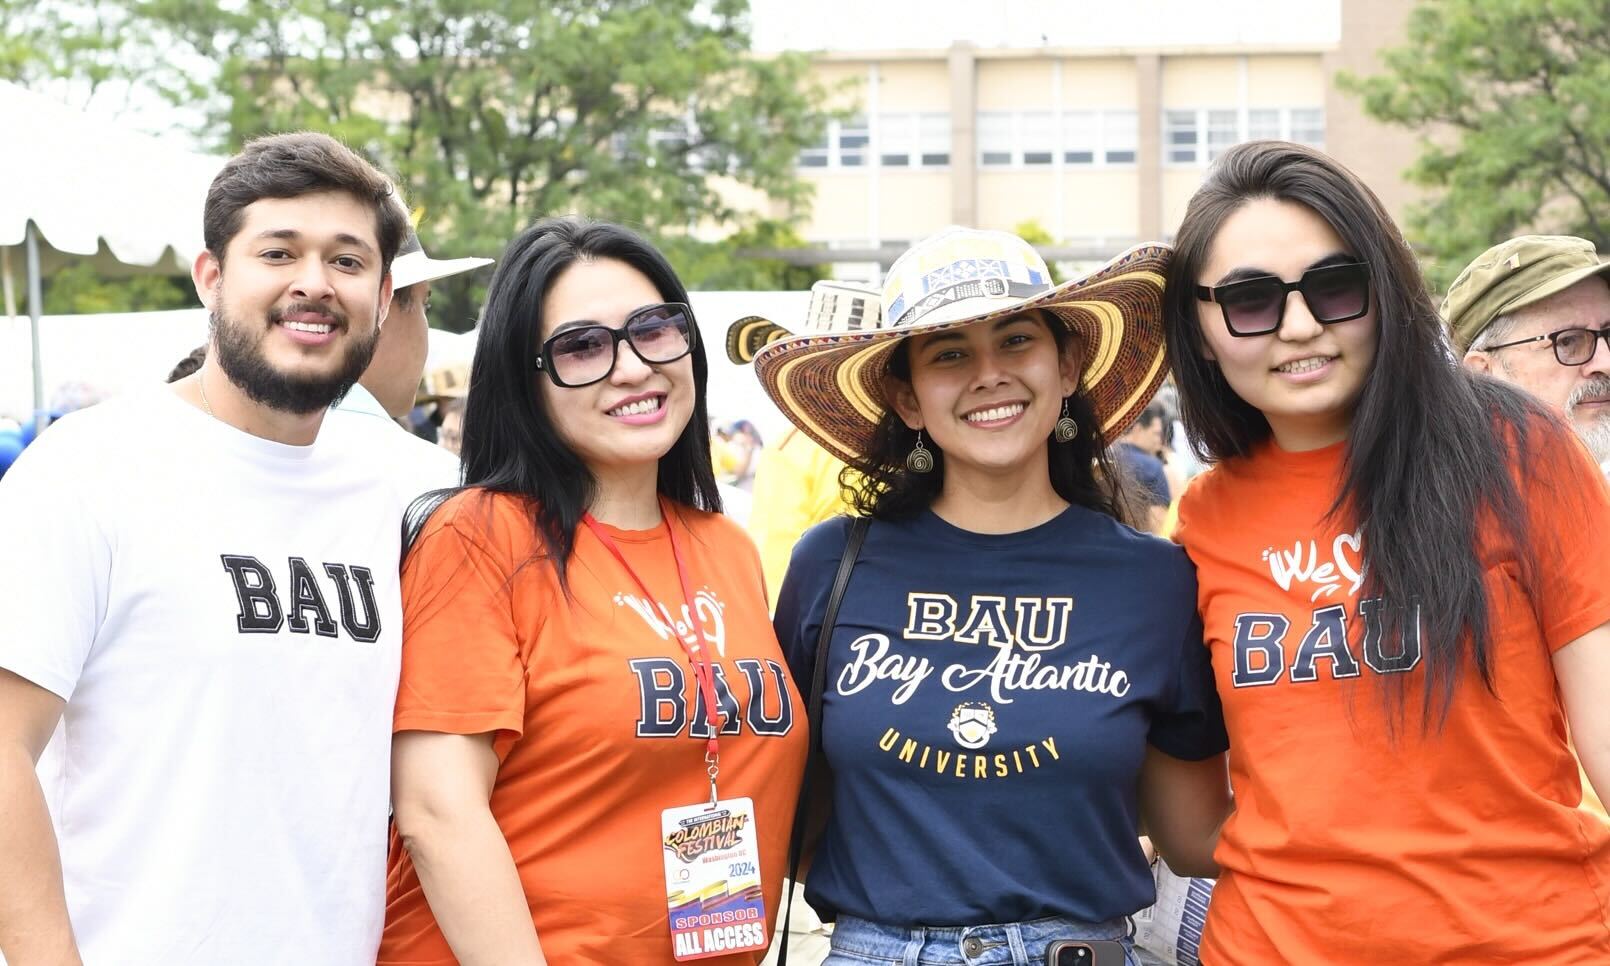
[947,701,997,749]
[615,586,728,657]
[1260,530,1364,602]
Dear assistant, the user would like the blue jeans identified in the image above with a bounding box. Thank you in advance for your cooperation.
[822,914,1139,966]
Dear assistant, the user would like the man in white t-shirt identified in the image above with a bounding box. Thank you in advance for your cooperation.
[0,132,413,964]
[328,229,491,497]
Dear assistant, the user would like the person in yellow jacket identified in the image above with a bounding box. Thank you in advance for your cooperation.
[727,281,882,966]
[747,427,853,610]
[726,281,881,610]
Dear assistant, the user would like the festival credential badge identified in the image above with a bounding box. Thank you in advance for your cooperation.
[661,797,769,961]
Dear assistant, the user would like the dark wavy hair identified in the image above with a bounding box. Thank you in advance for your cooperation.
[1162,140,1550,728]
[407,217,721,583]
[846,314,1137,527]
[204,131,408,275]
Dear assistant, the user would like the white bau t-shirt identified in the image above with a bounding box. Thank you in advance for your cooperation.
[0,387,409,965]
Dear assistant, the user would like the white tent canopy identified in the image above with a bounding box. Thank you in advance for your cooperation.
[2,291,811,442]
[0,80,223,423]
[0,81,221,269]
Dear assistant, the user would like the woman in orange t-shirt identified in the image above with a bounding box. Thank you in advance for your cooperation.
[378,218,807,965]
[1162,140,1610,963]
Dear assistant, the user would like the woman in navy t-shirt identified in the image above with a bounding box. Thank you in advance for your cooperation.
[752,228,1232,966]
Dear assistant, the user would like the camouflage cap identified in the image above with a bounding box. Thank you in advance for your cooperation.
[1442,235,1610,352]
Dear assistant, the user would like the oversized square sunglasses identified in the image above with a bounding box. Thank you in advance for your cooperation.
[534,302,696,388]
[1195,261,1372,337]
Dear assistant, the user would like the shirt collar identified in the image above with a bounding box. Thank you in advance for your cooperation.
[332,382,392,422]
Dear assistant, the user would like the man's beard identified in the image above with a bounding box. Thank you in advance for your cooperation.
[210,301,379,416]
[1566,375,1610,464]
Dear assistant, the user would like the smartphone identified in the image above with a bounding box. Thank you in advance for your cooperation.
[1046,939,1128,966]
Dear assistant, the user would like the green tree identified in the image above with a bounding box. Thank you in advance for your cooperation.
[1342,0,1610,288]
[116,0,831,328]
[1,0,130,88]
[656,220,827,290]
[41,263,199,315]
[1013,219,1065,284]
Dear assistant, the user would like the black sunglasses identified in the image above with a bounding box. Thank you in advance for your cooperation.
[1195,261,1372,337]
[1480,326,1610,367]
[534,302,696,388]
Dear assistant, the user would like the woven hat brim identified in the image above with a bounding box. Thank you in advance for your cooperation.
[752,244,1173,466]
[725,316,795,366]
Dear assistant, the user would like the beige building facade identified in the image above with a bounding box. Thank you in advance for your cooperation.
[762,0,1417,277]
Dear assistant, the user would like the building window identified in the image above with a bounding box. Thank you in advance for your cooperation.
[979,109,1139,169]
[1206,110,1239,161]
[801,115,902,170]
[1063,110,1098,165]
[1103,111,1137,165]
[1247,108,1282,142]
[1291,108,1325,149]
[798,129,830,168]
[878,113,914,167]
[978,112,1014,166]
[877,112,951,168]
[1019,111,1056,166]
[1165,107,1326,164]
[838,115,868,167]
[917,113,950,166]
[1165,110,1199,164]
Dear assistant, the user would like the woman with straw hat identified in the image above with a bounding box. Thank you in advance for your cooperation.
[758,228,1232,966]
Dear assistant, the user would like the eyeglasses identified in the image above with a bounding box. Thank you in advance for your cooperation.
[1195,262,1372,337]
[1479,326,1610,367]
[534,302,696,388]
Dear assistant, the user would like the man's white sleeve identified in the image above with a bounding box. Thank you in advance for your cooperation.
[0,439,110,699]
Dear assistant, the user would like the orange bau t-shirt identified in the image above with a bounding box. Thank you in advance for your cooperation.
[379,491,807,965]
[1175,426,1610,965]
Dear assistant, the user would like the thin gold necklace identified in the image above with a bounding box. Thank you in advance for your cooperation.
[198,368,216,418]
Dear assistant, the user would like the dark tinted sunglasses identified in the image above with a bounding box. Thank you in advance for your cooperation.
[535,302,696,388]
[1195,261,1371,337]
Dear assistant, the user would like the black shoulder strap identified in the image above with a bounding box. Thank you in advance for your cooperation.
[777,515,869,965]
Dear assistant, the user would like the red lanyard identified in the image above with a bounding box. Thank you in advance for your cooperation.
[582,501,723,788]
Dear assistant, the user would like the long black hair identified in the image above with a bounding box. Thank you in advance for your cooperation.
[1163,140,1550,728]
[846,314,1137,527]
[408,217,721,583]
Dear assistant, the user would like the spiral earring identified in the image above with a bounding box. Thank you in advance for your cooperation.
[1054,398,1079,443]
[905,430,934,473]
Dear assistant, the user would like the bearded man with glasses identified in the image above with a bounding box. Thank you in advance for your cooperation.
[1445,235,1610,472]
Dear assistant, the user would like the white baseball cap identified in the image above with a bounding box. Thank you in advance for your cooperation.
[391,233,494,290]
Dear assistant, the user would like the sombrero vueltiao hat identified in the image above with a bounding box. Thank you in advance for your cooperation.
[726,280,883,365]
[752,227,1172,465]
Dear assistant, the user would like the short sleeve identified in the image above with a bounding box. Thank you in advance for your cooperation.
[393,510,528,760]
[1519,425,1610,652]
[772,516,851,691]
[0,436,110,700]
[1148,610,1229,761]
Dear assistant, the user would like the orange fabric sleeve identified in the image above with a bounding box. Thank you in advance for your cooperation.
[394,509,530,760]
[1519,424,1610,653]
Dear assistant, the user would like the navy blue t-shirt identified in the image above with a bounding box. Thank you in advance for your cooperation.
[774,506,1226,928]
